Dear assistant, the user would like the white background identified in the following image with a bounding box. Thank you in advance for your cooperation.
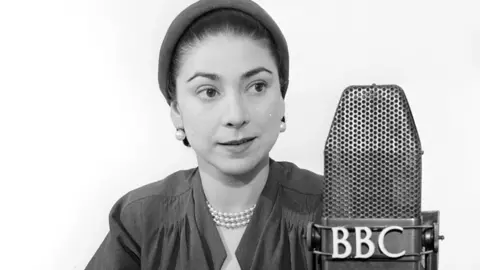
[1,0,479,269]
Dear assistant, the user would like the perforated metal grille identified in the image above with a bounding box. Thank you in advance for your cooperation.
[323,85,422,219]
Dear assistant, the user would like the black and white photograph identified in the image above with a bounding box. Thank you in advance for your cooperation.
[1,0,479,269]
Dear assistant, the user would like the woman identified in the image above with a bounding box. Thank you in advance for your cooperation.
[86,0,324,269]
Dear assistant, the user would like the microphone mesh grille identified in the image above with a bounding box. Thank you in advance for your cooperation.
[323,85,422,219]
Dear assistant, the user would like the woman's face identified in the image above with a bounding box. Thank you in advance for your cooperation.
[172,34,285,175]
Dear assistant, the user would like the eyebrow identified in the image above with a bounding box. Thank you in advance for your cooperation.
[186,67,273,83]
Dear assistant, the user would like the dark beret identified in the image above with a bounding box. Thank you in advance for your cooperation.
[157,0,290,105]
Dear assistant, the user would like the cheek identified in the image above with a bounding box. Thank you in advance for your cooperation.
[252,97,285,129]
[178,100,216,141]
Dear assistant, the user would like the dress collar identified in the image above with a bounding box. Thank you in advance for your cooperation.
[192,167,226,270]
[235,158,283,269]
[191,158,285,270]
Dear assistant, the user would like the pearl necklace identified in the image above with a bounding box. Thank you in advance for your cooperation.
[207,201,256,229]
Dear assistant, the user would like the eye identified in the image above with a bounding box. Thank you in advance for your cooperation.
[247,82,268,94]
[197,87,219,100]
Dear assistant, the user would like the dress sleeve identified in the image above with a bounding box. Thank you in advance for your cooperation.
[85,196,142,270]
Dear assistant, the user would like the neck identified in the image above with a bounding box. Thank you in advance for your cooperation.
[198,157,270,213]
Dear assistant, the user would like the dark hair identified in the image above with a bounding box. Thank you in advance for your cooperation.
[168,9,285,147]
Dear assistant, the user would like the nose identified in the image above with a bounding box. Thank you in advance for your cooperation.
[221,93,250,129]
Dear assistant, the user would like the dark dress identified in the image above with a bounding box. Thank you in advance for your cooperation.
[86,159,324,270]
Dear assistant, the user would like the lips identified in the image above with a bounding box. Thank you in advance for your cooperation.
[219,137,256,146]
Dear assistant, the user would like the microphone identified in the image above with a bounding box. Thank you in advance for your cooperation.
[305,84,444,270]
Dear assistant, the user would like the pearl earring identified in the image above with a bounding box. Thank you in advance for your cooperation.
[175,128,186,141]
[280,121,286,133]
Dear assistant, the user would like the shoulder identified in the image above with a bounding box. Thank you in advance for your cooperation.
[271,159,324,225]
[124,168,196,204]
[273,160,324,196]
[109,167,197,224]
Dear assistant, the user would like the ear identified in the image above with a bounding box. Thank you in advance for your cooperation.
[170,101,183,129]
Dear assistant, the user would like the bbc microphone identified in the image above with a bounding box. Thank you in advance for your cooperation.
[305,84,444,270]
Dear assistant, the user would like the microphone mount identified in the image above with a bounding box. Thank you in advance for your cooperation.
[305,211,444,267]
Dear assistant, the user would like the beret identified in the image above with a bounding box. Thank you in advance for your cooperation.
[158,0,290,105]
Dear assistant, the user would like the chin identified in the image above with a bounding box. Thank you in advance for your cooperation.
[212,154,267,176]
